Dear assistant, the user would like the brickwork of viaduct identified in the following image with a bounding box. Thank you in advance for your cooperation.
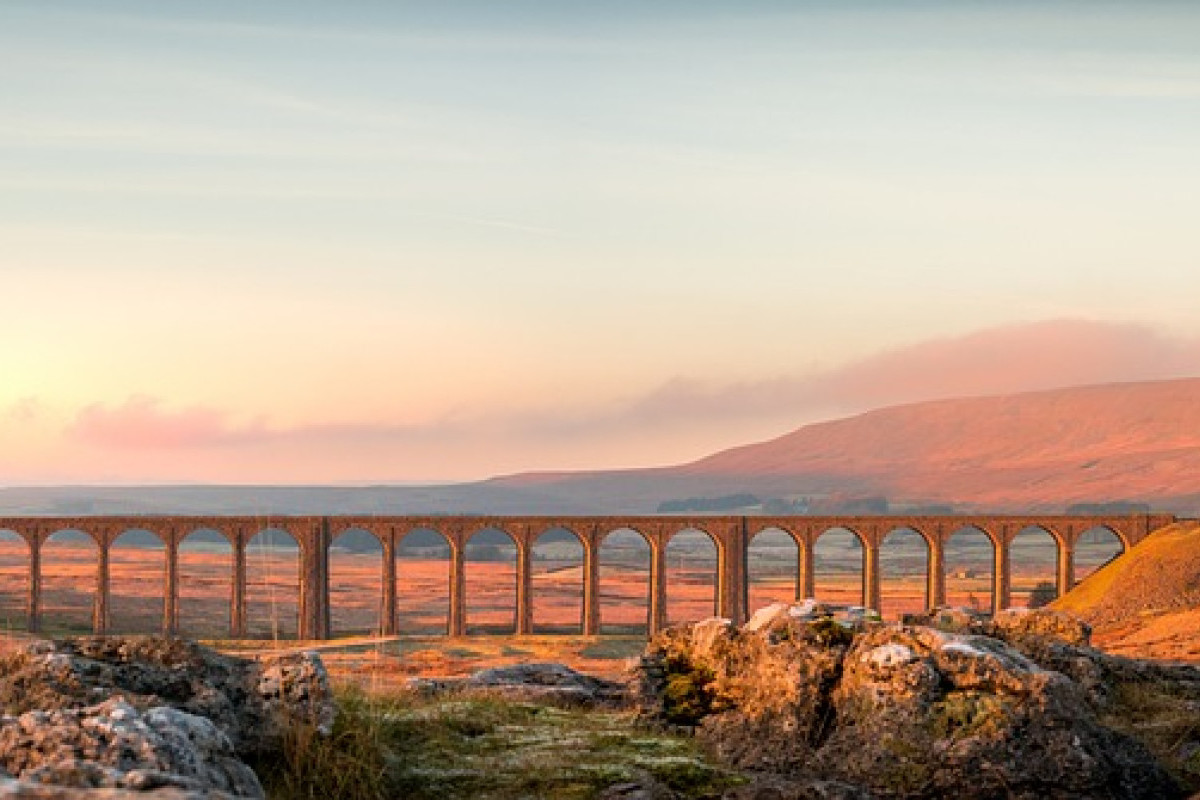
[0,514,1176,639]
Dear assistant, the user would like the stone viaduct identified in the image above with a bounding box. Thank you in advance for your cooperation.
[0,513,1176,640]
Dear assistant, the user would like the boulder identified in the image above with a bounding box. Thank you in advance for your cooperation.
[988,607,1092,647]
[0,637,336,798]
[0,698,261,797]
[637,612,1189,799]
[0,637,334,756]
[462,662,627,706]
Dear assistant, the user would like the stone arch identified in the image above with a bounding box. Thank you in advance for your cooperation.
[0,528,28,631]
[108,528,165,634]
[465,526,517,635]
[245,527,300,640]
[328,527,383,638]
[1009,525,1059,608]
[813,526,865,606]
[664,527,719,625]
[178,528,233,638]
[747,527,798,612]
[879,526,929,620]
[396,527,451,635]
[40,528,98,635]
[531,526,584,635]
[943,525,995,612]
[1073,525,1124,585]
[597,527,651,635]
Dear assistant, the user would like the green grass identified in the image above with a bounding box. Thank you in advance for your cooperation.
[251,685,739,800]
[1101,679,1200,793]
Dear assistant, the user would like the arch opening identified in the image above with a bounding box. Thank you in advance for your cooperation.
[1010,526,1059,608]
[880,527,928,619]
[0,530,28,632]
[747,528,798,613]
[109,529,165,635]
[178,529,232,639]
[665,528,718,625]
[1074,526,1124,585]
[813,527,864,606]
[396,528,451,635]
[245,528,300,640]
[41,529,97,635]
[944,526,995,612]
[598,528,650,635]
[465,527,516,635]
[532,527,583,635]
[329,528,383,638]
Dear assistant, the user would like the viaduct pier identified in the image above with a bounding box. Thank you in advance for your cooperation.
[0,513,1176,639]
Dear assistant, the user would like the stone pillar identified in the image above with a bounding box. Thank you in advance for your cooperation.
[299,520,331,640]
[93,541,110,635]
[582,541,600,636]
[231,537,247,638]
[1056,539,1075,599]
[649,542,668,636]
[993,538,1011,614]
[516,539,533,635]
[927,538,946,610]
[448,541,466,637]
[718,522,747,624]
[797,536,815,600]
[863,543,881,613]
[163,537,179,636]
[381,533,397,636]
[27,537,41,634]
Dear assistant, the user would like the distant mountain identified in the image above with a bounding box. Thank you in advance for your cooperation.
[3,378,1198,517]
[491,378,1200,514]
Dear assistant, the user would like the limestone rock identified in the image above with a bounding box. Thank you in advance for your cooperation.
[637,611,1188,799]
[988,607,1092,646]
[0,698,262,797]
[0,780,227,799]
[0,637,337,798]
[0,637,334,756]
[463,662,627,706]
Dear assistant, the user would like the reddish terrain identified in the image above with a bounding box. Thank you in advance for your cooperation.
[495,378,1200,512]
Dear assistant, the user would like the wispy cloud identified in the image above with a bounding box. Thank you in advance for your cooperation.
[617,319,1200,428]
[64,320,1200,464]
[69,396,266,449]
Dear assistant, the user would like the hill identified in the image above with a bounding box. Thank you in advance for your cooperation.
[3,378,1198,516]
[1053,521,1200,662]
[493,378,1200,513]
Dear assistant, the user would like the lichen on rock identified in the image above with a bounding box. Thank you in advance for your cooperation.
[635,603,1196,799]
[0,637,335,799]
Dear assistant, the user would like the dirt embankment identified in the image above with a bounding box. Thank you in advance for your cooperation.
[1053,521,1200,662]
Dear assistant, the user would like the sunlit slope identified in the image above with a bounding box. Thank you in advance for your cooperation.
[1053,521,1200,662]
[500,377,1200,512]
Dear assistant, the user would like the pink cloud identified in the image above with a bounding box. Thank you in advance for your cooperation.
[69,396,265,449]
[623,319,1200,426]
[56,319,1200,481]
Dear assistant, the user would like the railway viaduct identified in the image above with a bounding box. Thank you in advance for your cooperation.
[0,513,1176,639]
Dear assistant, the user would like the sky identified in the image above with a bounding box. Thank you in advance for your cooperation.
[3,1,1200,484]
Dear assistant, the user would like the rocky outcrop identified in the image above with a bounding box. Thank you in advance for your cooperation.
[636,603,1196,799]
[0,637,335,798]
[407,662,627,707]
[0,698,260,797]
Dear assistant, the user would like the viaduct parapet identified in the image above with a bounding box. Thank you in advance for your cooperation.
[0,513,1176,639]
